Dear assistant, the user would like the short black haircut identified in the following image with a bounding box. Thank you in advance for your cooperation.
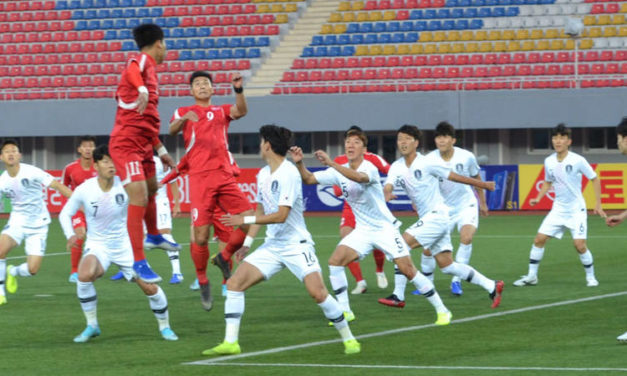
[343,125,362,138]
[435,121,456,138]
[133,23,164,50]
[259,124,293,156]
[1,138,20,152]
[93,144,110,163]
[397,124,422,143]
[617,117,627,137]
[551,123,572,138]
[78,136,96,146]
[189,70,213,86]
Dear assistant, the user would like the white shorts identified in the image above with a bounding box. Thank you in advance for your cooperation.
[83,241,135,281]
[404,211,453,255]
[538,208,587,240]
[244,241,321,282]
[339,226,410,261]
[156,194,172,230]
[1,220,48,256]
[448,204,479,233]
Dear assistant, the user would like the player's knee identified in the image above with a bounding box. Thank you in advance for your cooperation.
[459,235,473,244]
[194,234,209,246]
[573,241,587,253]
[533,235,547,247]
[310,289,327,303]
[225,278,244,292]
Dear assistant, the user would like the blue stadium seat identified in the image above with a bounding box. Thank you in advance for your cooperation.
[150,8,163,17]
[323,35,337,45]
[120,0,132,6]
[401,21,414,31]
[471,0,485,6]
[137,8,150,17]
[470,19,483,28]
[342,45,355,56]
[202,39,214,48]
[392,33,404,43]
[114,19,127,29]
[98,9,110,18]
[410,10,423,19]
[446,0,457,6]
[128,19,140,28]
[347,23,359,33]
[374,22,387,32]
[458,0,471,5]
[141,18,153,25]
[82,0,93,8]
[216,39,229,48]
[111,9,123,18]
[108,0,119,6]
[442,20,455,29]
[359,23,373,33]
[162,28,171,37]
[312,35,323,45]
[511,0,524,4]
[405,32,419,42]
[198,28,211,37]
[166,18,179,27]
[506,7,519,16]
[437,9,450,18]
[478,7,492,17]
[69,0,81,8]
[184,28,197,37]
[498,0,511,4]
[165,40,175,49]
[72,10,85,19]
[387,22,400,32]
[414,21,427,31]
[85,10,97,18]
[242,37,255,47]
[56,1,68,9]
[88,20,101,29]
[538,0,554,4]
[365,34,378,44]
[451,8,464,18]
[464,8,478,17]
[208,50,220,59]
[75,20,88,30]
[134,0,146,6]
[247,48,261,58]
[302,47,314,57]
[102,19,114,29]
[179,50,192,60]
[119,29,131,39]
[492,7,505,16]
[314,47,328,57]
[424,9,436,19]
[174,39,188,49]
[485,0,497,5]
[104,30,117,39]
[428,20,441,30]
[193,50,206,60]
[121,41,136,50]
[455,19,469,29]
[350,34,364,44]
[94,0,106,7]
[328,46,341,56]
[229,38,242,48]
[226,46,239,57]
[379,33,391,43]
[124,8,136,18]
[189,39,201,49]
[338,34,350,45]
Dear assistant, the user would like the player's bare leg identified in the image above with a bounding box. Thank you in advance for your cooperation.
[450,224,477,295]
[328,245,360,320]
[514,233,550,287]
[216,209,254,267]
[339,226,366,294]
[573,238,597,286]
[74,254,103,342]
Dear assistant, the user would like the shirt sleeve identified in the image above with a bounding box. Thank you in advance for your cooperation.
[427,160,452,180]
[366,153,391,175]
[544,159,554,183]
[59,189,82,239]
[62,165,71,188]
[468,153,480,176]
[277,173,299,208]
[126,60,145,89]
[34,166,55,187]
[222,104,234,120]
[364,164,380,184]
[255,171,263,204]
[384,163,400,187]
[578,158,597,180]
[313,168,339,186]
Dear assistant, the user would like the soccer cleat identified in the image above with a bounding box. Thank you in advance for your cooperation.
[68,272,78,283]
[190,278,200,291]
[376,272,388,289]
[132,260,162,284]
[350,280,367,295]
[160,327,179,341]
[451,281,463,296]
[617,332,627,342]
[200,282,213,311]
[211,253,232,281]
[411,289,422,296]
[435,311,452,326]
[222,284,227,297]
[110,271,125,281]
[490,280,505,309]
[513,274,537,287]
[328,311,356,326]
[343,339,361,354]
[73,325,101,343]
[144,234,182,252]
[202,340,241,356]
[6,265,17,294]
[377,294,405,308]
[0,295,6,305]
[586,277,599,287]
[169,273,184,284]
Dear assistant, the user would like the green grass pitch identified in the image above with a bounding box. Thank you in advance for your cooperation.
[1,214,626,376]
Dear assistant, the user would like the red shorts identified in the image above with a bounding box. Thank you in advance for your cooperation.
[212,206,233,243]
[109,134,156,185]
[72,211,86,229]
[189,170,252,227]
[339,203,356,229]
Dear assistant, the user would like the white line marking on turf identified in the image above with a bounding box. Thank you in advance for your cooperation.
[34,294,54,298]
[184,290,627,366]
[192,362,627,372]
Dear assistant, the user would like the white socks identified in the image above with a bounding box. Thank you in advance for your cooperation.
[224,290,245,343]
[318,295,354,341]
[528,245,545,277]
[421,253,436,282]
[329,265,351,313]
[11,263,32,277]
[392,265,407,301]
[441,262,496,293]
[147,286,170,331]
[0,259,5,295]
[409,273,448,314]
[452,243,473,283]
[77,281,98,327]
[579,250,595,279]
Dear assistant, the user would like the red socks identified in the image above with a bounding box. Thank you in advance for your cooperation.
[191,242,210,285]
[220,228,246,262]
[127,204,147,262]
[144,195,159,235]
[70,238,84,273]
[373,249,385,273]
[347,261,364,282]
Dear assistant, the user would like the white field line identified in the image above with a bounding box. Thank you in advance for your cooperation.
[184,290,627,367]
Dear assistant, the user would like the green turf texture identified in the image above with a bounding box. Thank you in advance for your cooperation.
[1,215,626,376]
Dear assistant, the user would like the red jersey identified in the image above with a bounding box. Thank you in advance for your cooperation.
[171,104,234,176]
[62,159,97,190]
[111,53,160,138]
[332,152,390,197]
[160,151,240,185]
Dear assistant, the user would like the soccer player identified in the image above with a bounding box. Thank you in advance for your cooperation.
[513,124,606,288]
[204,125,360,356]
[59,145,177,342]
[427,122,489,296]
[333,126,389,295]
[109,23,180,284]
[377,125,503,310]
[292,127,453,326]
[62,136,98,283]
[168,70,252,310]
[0,139,72,305]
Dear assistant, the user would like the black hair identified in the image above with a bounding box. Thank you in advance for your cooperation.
[551,123,572,138]
[1,138,20,152]
[189,70,213,86]
[78,136,96,146]
[397,124,422,143]
[133,23,164,50]
[343,125,363,138]
[435,121,456,138]
[259,124,293,156]
[617,117,627,137]
[93,144,110,163]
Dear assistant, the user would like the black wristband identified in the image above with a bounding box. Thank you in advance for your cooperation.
[233,86,244,94]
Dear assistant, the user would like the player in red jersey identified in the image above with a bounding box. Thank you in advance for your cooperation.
[169,71,252,310]
[62,136,98,283]
[109,24,178,283]
[333,126,389,294]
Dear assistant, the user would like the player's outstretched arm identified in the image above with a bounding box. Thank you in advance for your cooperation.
[383,183,397,202]
[448,172,495,192]
[472,174,489,216]
[49,180,72,198]
[223,204,265,262]
[169,182,181,217]
[59,194,82,251]
[229,73,248,120]
[169,111,199,135]
[591,177,607,218]
[221,206,291,227]
[530,181,552,206]
[289,146,318,185]
[314,150,369,183]
[606,210,627,227]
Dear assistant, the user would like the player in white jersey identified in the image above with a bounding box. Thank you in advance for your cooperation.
[59,145,177,342]
[0,139,72,305]
[203,125,360,356]
[514,124,606,288]
[292,127,453,327]
[427,122,489,296]
[378,125,503,310]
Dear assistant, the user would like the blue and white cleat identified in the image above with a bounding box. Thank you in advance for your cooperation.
[133,260,162,283]
[68,272,78,283]
[169,273,184,284]
[160,327,179,341]
[110,271,125,281]
[144,234,182,252]
[451,281,463,296]
[190,279,200,291]
[221,284,227,297]
[73,325,101,343]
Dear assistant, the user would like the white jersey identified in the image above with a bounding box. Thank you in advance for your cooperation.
[0,163,55,228]
[544,151,597,211]
[60,176,130,249]
[314,160,399,230]
[429,147,480,212]
[386,154,452,218]
[256,160,313,245]
[153,156,168,199]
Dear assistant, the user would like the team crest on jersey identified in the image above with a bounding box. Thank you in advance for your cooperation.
[271,180,279,193]
[206,111,215,121]
[456,163,464,173]
[115,193,125,205]
[413,169,422,180]
[21,178,29,187]
[565,164,573,173]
